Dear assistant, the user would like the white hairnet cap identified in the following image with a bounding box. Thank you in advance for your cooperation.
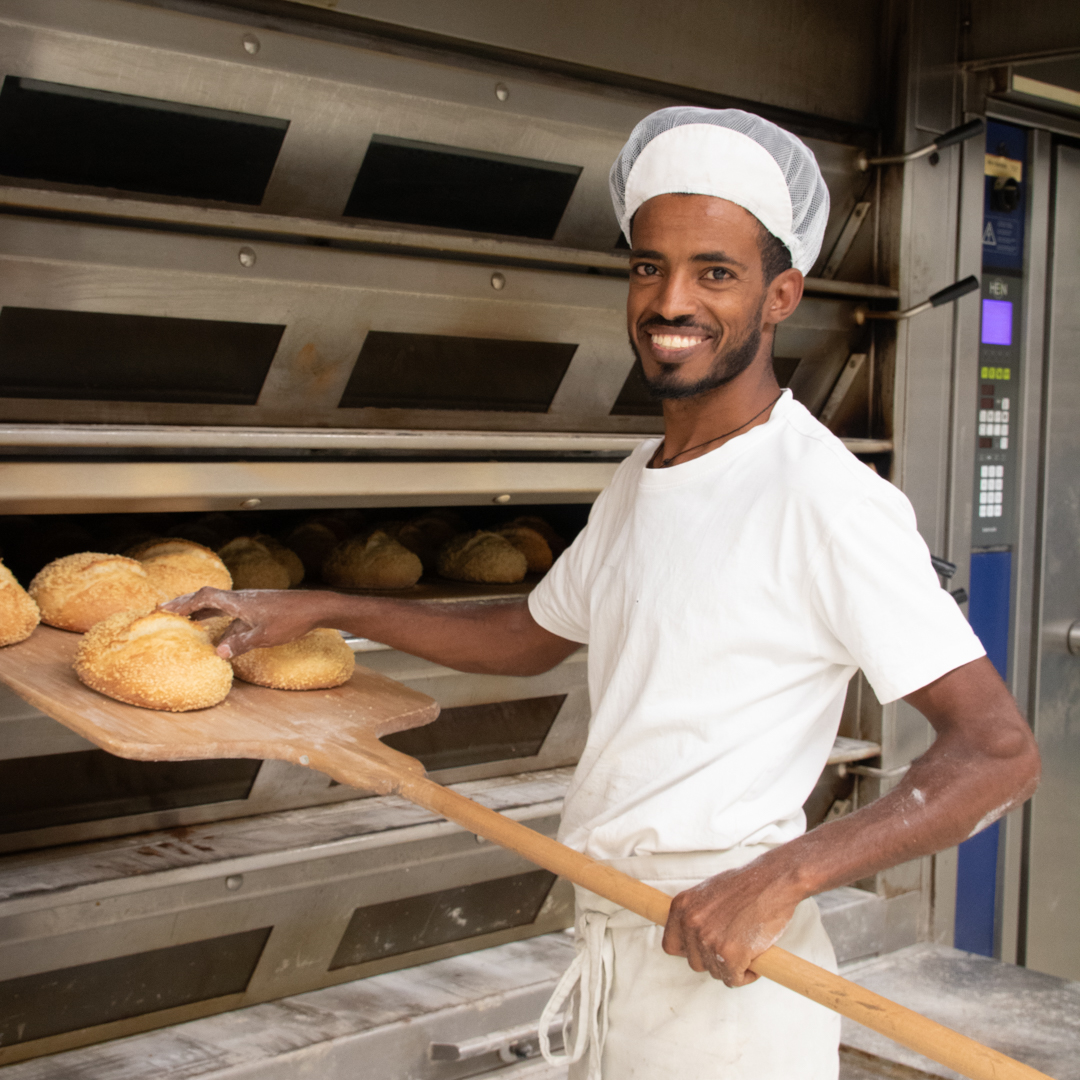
[610,107,830,275]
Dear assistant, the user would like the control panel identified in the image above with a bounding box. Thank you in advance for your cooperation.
[972,120,1026,546]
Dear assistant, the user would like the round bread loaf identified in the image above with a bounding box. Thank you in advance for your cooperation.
[126,538,233,600]
[397,515,459,572]
[323,531,423,590]
[230,627,355,690]
[509,515,566,556]
[497,525,553,573]
[286,521,341,576]
[75,609,233,711]
[253,535,305,587]
[0,560,40,646]
[218,537,291,590]
[437,531,528,584]
[29,552,164,633]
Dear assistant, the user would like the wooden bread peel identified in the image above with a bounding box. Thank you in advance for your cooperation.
[0,626,1053,1080]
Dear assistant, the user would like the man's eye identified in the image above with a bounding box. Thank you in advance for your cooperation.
[633,263,659,277]
[705,267,731,281]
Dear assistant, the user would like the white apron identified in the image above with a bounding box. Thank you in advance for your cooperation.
[540,847,840,1080]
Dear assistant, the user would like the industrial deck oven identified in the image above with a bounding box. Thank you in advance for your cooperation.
[0,0,892,1066]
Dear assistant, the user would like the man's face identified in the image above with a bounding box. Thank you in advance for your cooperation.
[627,194,787,401]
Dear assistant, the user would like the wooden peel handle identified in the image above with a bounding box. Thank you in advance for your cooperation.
[401,774,1053,1080]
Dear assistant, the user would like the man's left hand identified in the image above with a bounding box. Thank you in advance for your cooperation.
[661,857,800,986]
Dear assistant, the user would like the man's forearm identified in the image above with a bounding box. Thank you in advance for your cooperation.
[313,593,576,675]
[751,724,1039,907]
[164,588,579,675]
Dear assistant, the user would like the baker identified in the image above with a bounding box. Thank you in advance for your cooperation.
[166,107,1040,1079]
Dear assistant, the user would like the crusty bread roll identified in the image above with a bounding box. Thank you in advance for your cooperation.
[218,537,291,591]
[286,521,341,577]
[230,628,355,690]
[497,525,553,573]
[29,552,164,633]
[0,560,40,646]
[397,515,459,572]
[125,538,232,600]
[322,531,423,590]
[509,515,566,556]
[75,609,233,711]
[253,535,305,587]
[437,531,528,584]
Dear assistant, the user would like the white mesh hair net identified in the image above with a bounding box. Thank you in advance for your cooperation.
[610,107,830,275]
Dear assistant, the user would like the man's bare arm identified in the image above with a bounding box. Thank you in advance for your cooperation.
[161,588,579,676]
[661,656,1040,986]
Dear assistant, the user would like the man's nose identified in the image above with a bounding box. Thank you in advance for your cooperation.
[650,270,698,321]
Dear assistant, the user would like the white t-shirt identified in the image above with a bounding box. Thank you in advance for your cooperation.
[528,391,985,861]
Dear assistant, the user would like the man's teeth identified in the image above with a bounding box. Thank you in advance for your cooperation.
[650,334,704,349]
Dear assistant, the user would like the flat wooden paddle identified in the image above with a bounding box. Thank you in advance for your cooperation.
[0,626,1053,1080]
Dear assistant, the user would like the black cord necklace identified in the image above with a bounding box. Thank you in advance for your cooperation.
[650,392,784,468]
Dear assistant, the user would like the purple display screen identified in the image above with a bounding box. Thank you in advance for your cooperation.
[981,298,1013,346]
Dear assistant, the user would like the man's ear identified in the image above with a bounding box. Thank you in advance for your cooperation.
[764,268,804,326]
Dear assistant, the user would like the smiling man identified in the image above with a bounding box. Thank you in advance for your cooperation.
[167,108,1039,1080]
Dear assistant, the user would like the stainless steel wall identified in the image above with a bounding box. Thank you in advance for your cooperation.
[212,0,882,129]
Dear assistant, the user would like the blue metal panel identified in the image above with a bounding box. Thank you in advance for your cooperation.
[954,549,1012,955]
[968,550,1012,679]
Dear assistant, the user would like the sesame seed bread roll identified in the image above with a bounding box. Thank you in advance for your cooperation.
[253,535,305,588]
[322,531,423,590]
[509,515,566,556]
[397,515,459,572]
[74,609,233,712]
[0,560,40,646]
[218,537,291,591]
[230,628,355,690]
[437,531,528,584]
[126,538,232,600]
[285,521,341,577]
[497,525,553,573]
[29,552,164,633]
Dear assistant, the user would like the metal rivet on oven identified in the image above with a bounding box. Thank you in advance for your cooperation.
[495,82,509,102]
[240,497,262,509]
[490,272,506,290]
[242,33,260,54]
[299,755,310,766]
[238,246,256,268]
[493,494,512,504]
[225,874,244,891]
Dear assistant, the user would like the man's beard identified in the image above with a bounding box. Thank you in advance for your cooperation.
[630,310,764,402]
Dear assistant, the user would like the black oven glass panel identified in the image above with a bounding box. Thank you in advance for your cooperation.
[0,750,261,834]
[339,331,577,413]
[329,869,556,969]
[382,694,566,771]
[0,927,271,1045]
[609,358,662,416]
[0,308,284,404]
[0,77,288,204]
[344,135,582,240]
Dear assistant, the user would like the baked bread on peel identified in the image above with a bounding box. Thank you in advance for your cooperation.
[30,552,164,633]
[75,609,233,711]
[229,628,355,690]
[0,560,40,646]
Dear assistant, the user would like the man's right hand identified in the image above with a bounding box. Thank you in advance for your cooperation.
[162,588,337,659]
